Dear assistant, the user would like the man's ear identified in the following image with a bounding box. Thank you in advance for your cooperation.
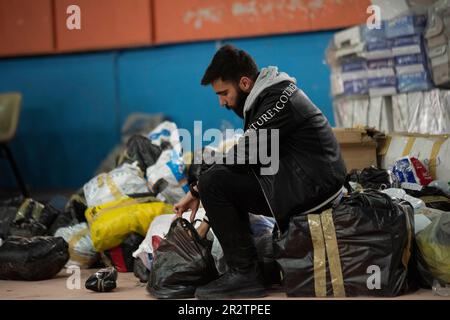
[239,76,253,93]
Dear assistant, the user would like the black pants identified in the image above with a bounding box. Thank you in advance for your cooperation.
[198,165,273,270]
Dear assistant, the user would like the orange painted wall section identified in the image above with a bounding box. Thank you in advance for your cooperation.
[309,0,372,30]
[0,0,54,57]
[54,0,152,52]
[0,0,372,57]
[153,0,372,44]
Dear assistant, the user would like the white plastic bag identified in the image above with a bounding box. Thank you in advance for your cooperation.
[146,149,189,204]
[83,162,149,207]
[132,209,206,270]
[147,121,182,154]
[55,222,98,268]
[381,188,426,210]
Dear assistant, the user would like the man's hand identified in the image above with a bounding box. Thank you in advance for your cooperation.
[173,191,200,222]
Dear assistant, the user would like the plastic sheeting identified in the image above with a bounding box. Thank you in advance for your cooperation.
[392,90,450,134]
[274,190,414,297]
[334,89,450,135]
[333,96,393,133]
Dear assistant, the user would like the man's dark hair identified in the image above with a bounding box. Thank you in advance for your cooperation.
[201,44,258,85]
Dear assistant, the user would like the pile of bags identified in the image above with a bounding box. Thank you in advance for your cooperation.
[343,160,450,295]
[0,197,69,280]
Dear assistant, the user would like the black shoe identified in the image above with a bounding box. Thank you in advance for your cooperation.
[195,269,267,300]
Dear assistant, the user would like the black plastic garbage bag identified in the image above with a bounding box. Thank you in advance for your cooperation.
[405,186,450,212]
[85,267,118,292]
[133,257,150,283]
[147,218,218,299]
[48,189,89,235]
[346,166,399,191]
[104,233,144,272]
[116,135,162,173]
[0,197,61,238]
[274,190,414,297]
[254,233,280,287]
[0,236,69,280]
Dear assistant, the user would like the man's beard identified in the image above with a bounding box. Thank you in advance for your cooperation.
[230,88,248,119]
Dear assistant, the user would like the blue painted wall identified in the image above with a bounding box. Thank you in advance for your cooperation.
[0,30,335,190]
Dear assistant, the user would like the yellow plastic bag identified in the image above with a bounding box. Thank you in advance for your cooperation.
[416,212,450,284]
[85,196,173,252]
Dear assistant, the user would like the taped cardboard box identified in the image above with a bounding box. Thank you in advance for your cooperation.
[378,132,450,182]
[332,128,379,170]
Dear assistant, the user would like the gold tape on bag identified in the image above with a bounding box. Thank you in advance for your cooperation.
[16,198,32,222]
[308,214,327,297]
[106,175,122,200]
[321,210,346,297]
[68,227,94,266]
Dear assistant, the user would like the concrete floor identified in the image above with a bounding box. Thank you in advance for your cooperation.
[1,269,449,300]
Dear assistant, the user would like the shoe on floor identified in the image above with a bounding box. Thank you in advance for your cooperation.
[195,269,267,300]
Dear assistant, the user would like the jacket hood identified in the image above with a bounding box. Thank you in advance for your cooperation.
[243,66,297,119]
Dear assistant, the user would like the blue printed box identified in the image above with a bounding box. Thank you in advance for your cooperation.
[386,14,427,39]
[397,71,433,93]
[362,22,386,42]
[392,35,424,56]
[343,79,368,96]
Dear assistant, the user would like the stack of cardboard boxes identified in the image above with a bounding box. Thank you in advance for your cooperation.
[425,0,450,87]
[330,1,450,140]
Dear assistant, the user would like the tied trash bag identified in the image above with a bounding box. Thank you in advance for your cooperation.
[85,267,118,292]
[0,236,69,280]
[54,223,98,268]
[132,209,207,271]
[104,233,144,272]
[0,197,60,239]
[84,162,150,208]
[116,135,162,173]
[147,218,218,299]
[85,196,172,252]
[274,190,414,297]
[347,166,399,191]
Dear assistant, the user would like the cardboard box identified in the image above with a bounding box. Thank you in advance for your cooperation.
[379,132,450,181]
[332,128,378,170]
[334,26,362,49]
[429,43,450,86]
[367,68,397,96]
[385,14,427,39]
[392,35,424,56]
